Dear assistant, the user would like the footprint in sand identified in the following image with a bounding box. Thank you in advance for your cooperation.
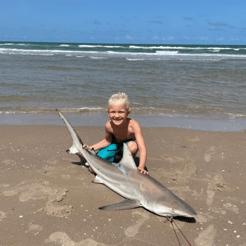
[41,165,57,176]
[179,159,196,182]
[206,190,215,207]
[28,224,43,232]
[189,137,200,142]
[159,155,196,185]
[194,225,217,246]
[2,159,16,165]
[160,154,185,164]
[61,174,71,180]
[223,203,239,214]
[206,174,225,206]
[1,179,73,217]
[0,211,7,220]
[45,232,107,246]
[204,146,215,162]
[196,213,214,223]
[124,210,149,237]
[46,158,58,165]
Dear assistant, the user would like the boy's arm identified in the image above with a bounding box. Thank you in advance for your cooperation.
[87,122,112,150]
[132,121,147,174]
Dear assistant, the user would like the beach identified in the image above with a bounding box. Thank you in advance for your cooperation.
[1,41,245,245]
[1,125,245,246]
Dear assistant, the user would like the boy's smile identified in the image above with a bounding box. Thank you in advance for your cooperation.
[107,103,130,126]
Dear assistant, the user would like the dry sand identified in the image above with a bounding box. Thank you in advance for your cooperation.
[0,125,246,246]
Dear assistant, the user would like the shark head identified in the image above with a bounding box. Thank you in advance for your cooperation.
[151,198,197,218]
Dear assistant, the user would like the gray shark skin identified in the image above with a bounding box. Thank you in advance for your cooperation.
[57,110,197,218]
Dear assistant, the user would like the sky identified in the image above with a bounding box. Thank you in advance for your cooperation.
[0,0,245,44]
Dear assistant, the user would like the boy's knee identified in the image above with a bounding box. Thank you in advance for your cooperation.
[127,141,138,156]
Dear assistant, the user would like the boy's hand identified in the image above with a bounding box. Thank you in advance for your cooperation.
[138,167,148,175]
[83,144,92,149]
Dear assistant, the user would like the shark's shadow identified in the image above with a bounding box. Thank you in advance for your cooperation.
[71,154,87,167]
[174,216,196,223]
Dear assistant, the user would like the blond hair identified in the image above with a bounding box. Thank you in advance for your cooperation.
[108,92,130,109]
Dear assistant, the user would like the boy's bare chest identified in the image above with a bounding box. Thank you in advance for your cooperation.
[110,127,135,143]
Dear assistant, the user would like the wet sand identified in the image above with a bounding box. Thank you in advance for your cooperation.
[0,125,245,246]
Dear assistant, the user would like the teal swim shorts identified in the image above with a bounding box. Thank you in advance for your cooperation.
[97,141,132,162]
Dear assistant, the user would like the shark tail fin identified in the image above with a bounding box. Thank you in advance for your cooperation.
[57,109,84,154]
[99,199,141,211]
[57,109,83,145]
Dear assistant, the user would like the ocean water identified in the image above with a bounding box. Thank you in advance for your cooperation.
[0,42,246,131]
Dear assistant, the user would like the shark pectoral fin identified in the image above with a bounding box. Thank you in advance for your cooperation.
[68,145,79,154]
[93,176,103,184]
[99,199,141,211]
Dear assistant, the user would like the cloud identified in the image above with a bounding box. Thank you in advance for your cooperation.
[154,15,165,19]
[126,35,133,40]
[152,35,159,40]
[183,36,190,40]
[208,28,225,32]
[217,37,224,41]
[208,22,228,27]
[149,20,164,24]
[183,17,192,21]
[119,29,129,33]
[198,36,209,40]
[93,20,101,25]
[167,36,174,40]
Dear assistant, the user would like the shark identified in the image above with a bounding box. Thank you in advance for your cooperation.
[57,110,197,218]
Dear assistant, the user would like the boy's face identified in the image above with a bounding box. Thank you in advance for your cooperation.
[107,103,130,126]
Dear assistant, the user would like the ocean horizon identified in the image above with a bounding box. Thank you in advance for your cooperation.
[0,41,245,131]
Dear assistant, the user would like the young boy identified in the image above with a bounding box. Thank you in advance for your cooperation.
[85,92,148,174]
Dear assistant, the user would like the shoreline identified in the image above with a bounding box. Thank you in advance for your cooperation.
[0,125,245,245]
[0,112,245,132]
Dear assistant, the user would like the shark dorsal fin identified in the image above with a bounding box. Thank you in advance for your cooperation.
[118,143,137,169]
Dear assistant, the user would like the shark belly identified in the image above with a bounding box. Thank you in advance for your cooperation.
[90,163,142,201]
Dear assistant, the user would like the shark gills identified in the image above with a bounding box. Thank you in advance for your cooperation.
[57,110,197,218]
